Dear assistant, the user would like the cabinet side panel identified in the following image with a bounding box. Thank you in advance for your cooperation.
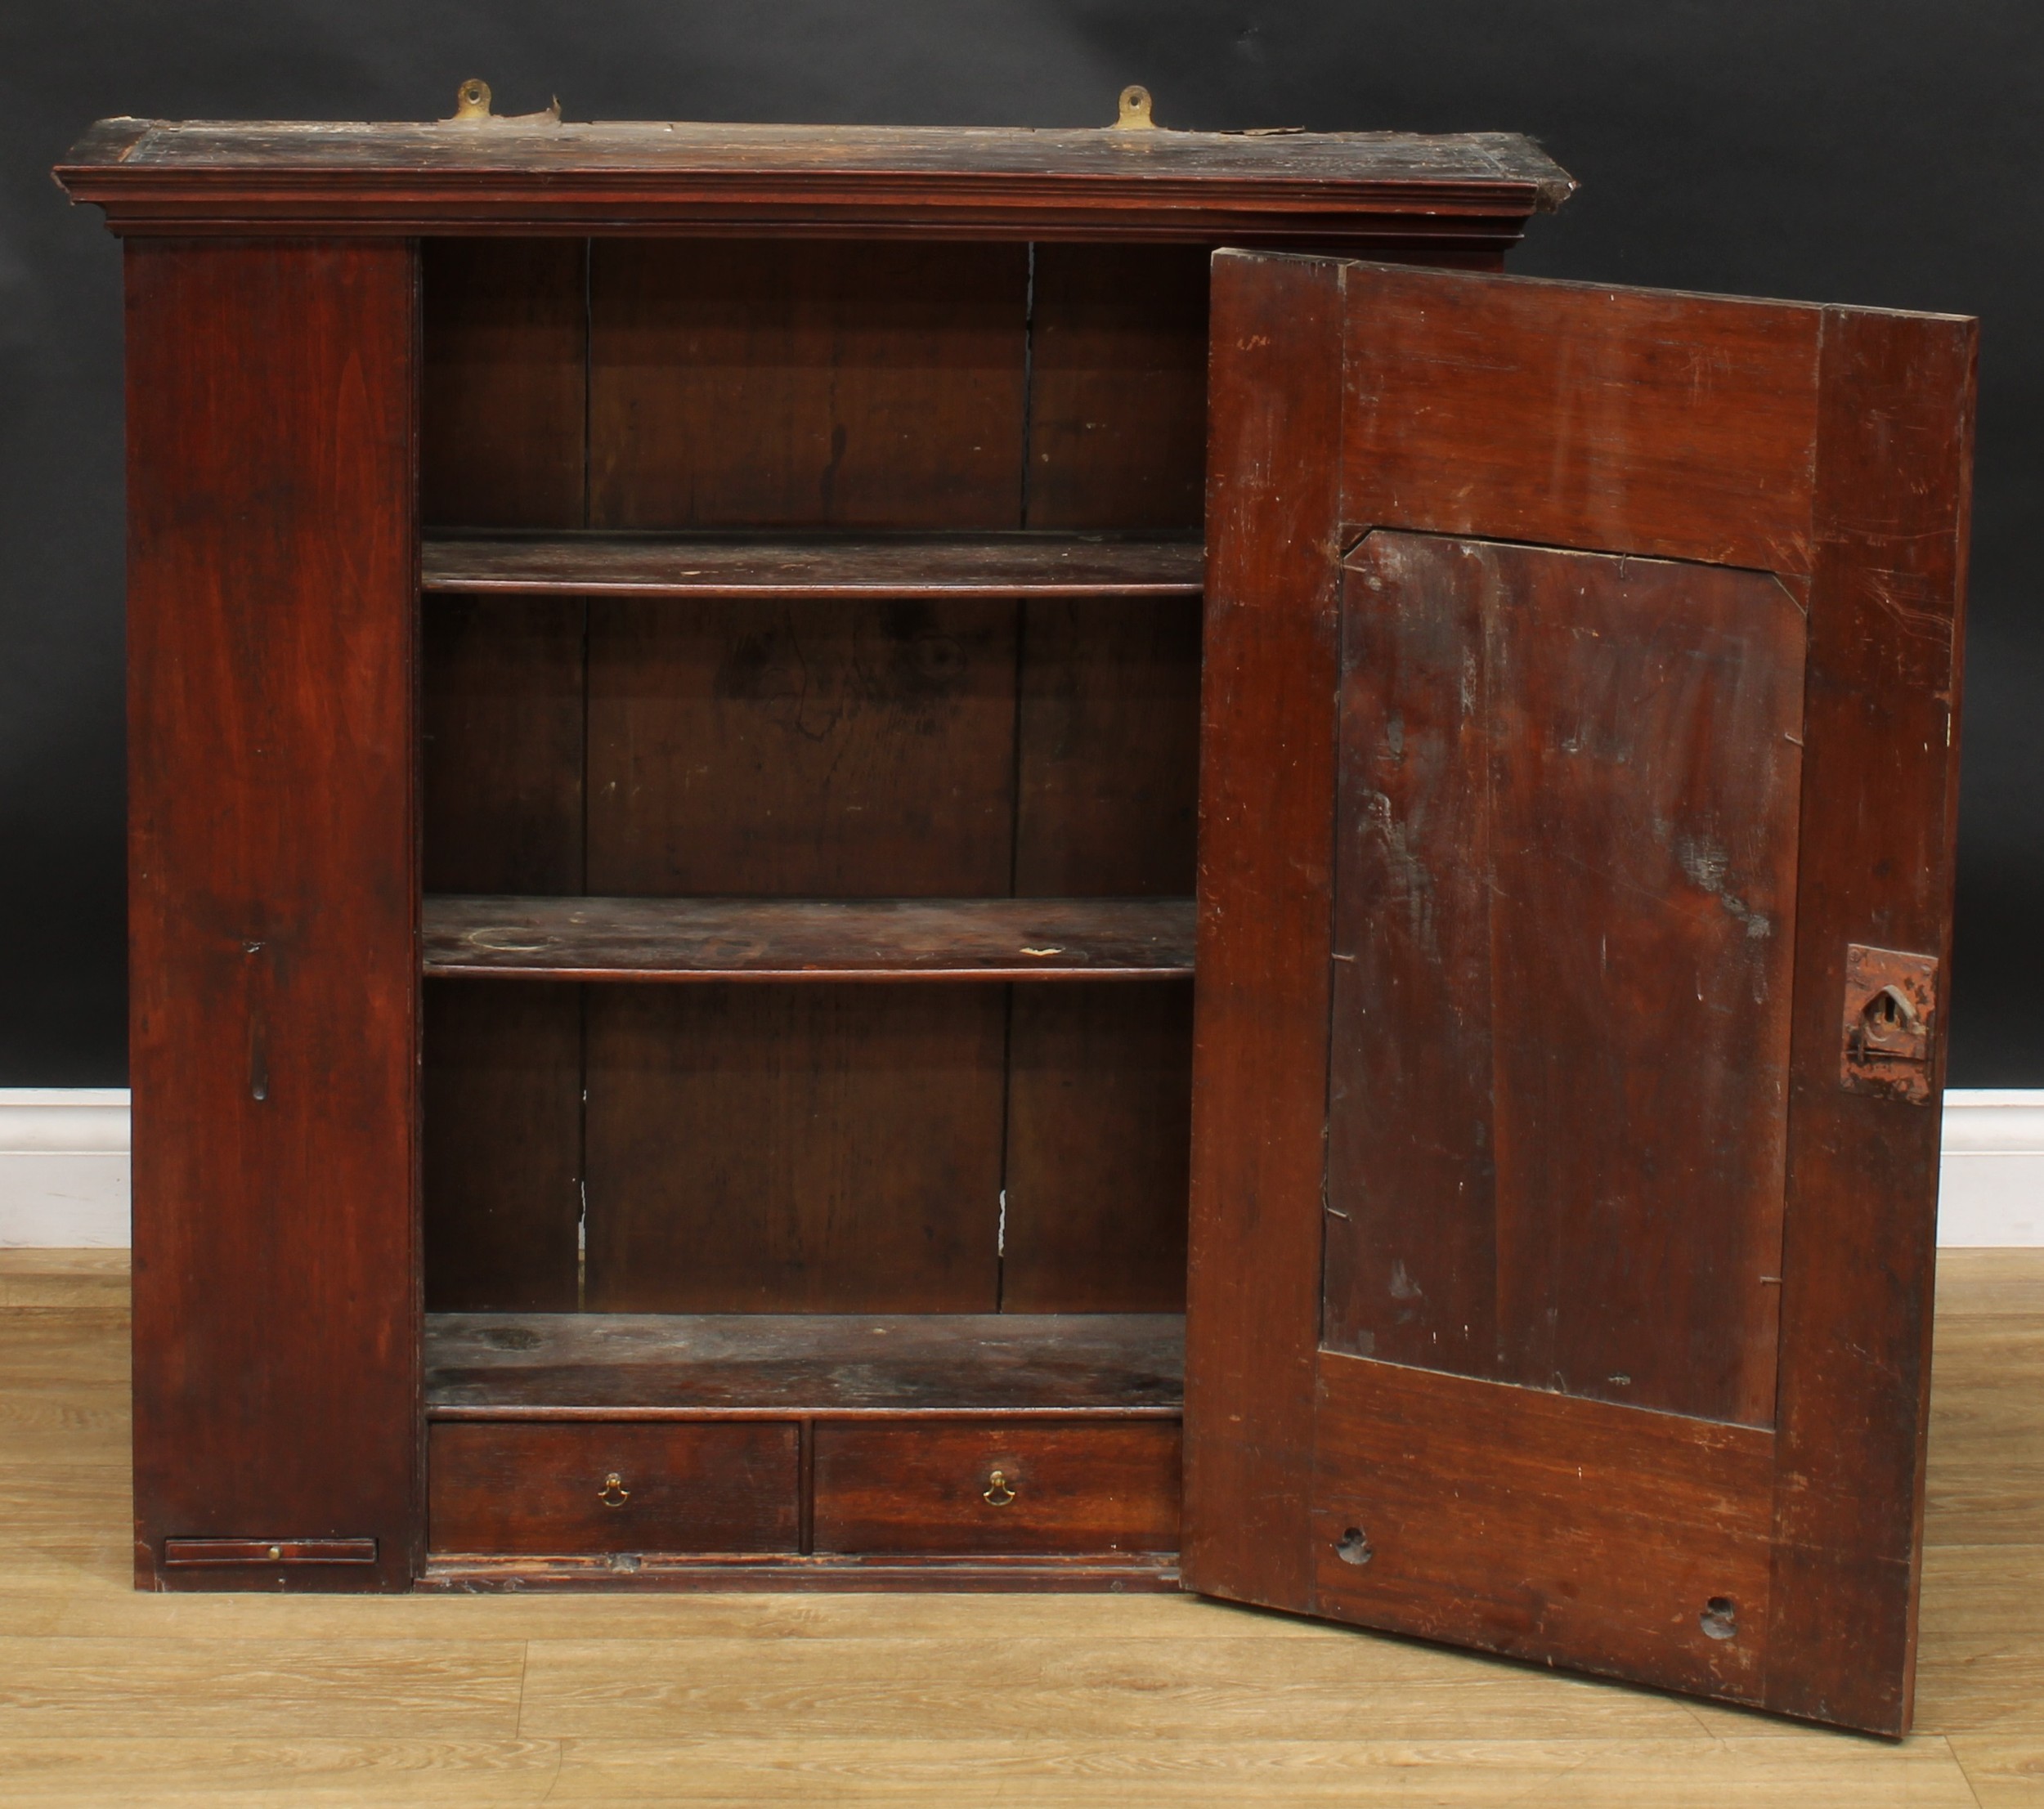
[1181,252,1344,1614]
[126,239,419,1592]
[1764,308,1976,1733]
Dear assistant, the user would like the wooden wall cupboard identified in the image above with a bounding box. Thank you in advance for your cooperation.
[57,98,1975,1736]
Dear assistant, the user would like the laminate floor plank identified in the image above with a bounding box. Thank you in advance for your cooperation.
[0,1736,564,1805]
[0,1247,2037,1805]
[539,1733,1981,1804]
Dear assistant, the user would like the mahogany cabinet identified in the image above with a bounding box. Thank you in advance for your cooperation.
[56,91,1975,1735]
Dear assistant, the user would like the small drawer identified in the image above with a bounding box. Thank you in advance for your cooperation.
[813,1419,1181,1556]
[429,1422,798,1555]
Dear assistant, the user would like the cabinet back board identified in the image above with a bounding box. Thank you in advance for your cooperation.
[420,236,1204,1317]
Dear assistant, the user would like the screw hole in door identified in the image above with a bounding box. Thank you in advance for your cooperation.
[1335,1526,1373,1566]
[1700,1596,1737,1640]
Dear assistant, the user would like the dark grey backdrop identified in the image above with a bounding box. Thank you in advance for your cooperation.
[3,2,2038,1084]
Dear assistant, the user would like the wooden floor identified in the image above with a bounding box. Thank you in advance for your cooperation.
[2,1251,2039,1806]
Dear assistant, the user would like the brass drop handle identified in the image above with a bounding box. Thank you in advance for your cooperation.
[598,1471,630,1508]
[983,1467,1017,1507]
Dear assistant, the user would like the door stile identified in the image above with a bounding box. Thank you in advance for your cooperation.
[1765,305,1976,1732]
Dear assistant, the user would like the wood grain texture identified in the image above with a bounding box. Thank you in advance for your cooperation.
[814,1421,1181,1556]
[585,597,1018,898]
[1340,262,1824,573]
[424,531,1204,598]
[1191,253,1973,1734]
[123,239,419,1593]
[55,119,1573,246]
[1,1248,2034,1793]
[583,984,1006,1314]
[1001,984,1192,1313]
[422,601,585,897]
[1311,1352,1776,1703]
[1012,598,1202,898]
[419,238,585,528]
[1025,244,1209,531]
[419,1554,1179,1595]
[1181,250,1344,1614]
[1006,592,1201,1315]
[428,1422,799,1555]
[1764,306,1977,1734]
[421,983,580,1313]
[422,895,1195,983]
[424,1313,1184,1417]
[418,242,589,1323]
[1324,534,1805,1426]
[589,240,1025,531]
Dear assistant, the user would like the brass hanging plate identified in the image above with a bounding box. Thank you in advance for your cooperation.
[1114,86,1157,131]
[443,79,563,127]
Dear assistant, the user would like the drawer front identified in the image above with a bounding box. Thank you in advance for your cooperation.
[814,1420,1181,1556]
[429,1422,799,1554]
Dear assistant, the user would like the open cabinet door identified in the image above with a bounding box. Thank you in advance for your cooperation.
[1185,253,1975,1734]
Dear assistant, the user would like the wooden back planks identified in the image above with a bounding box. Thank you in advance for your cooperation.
[126,240,419,1591]
[419,239,1206,1319]
[1188,252,1975,1732]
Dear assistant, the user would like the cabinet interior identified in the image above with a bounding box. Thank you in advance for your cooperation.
[417,238,1210,1566]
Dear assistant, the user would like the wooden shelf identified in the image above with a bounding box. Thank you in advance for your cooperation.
[422,895,1197,983]
[425,1312,1186,1419]
[420,530,1204,600]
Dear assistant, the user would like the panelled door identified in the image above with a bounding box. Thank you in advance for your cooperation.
[1186,253,1975,1734]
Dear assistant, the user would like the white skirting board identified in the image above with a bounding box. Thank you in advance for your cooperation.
[0,1086,2039,1249]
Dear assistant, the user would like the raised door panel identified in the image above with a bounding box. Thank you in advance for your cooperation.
[125,240,420,1591]
[1186,253,1974,1733]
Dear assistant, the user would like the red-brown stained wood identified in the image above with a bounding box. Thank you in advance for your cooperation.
[423,895,1195,983]
[124,239,419,1592]
[423,530,1204,598]
[1013,598,1202,898]
[1001,984,1192,1313]
[428,1422,800,1554]
[1194,253,1973,1734]
[54,120,1572,248]
[1005,592,1201,1317]
[1181,251,1345,1615]
[424,1312,1184,1417]
[419,239,585,527]
[417,1552,1179,1593]
[422,982,581,1312]
[813,1420,1181,1555]
[1311,1353,1775,1702]
[161,1538,379,1567]
[589,240,1026,531]
[1765,307,1975,1735]
[1324,534,1805,1426]
[1025,244,1209,531]
[583,984,1006,1314]
[1340,264,1823,575]
[422,601,585,895]
[419,242,589,1319]
[585,598,1019,898]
